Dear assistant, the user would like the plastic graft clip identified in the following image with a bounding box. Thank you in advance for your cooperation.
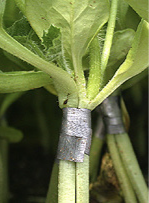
[100,96,126,134]
[57,108,92,162]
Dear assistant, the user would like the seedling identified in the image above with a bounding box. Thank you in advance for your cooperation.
[0,0,148,202]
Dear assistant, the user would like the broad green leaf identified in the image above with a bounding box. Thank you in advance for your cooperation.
[25,0,109,69]
[88,20,149,110]
[0,71,53,93]
[0,126,23,143]
[3,0,22,27]
[0,29,78,107]
[116,0,141,30]
[0,20,78,108]
[6,16,47,60]
[106,29,135,80]
[122,69,148,90]
[0,0,6,26]
[6,16,31,36]
[42,25,60,50]
[6,17,66,70]
[25,0,109,103]
[14,0,26,15]
[124,0,148,22]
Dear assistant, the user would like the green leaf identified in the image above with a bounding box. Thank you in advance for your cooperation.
[0,126,23,143]
[0,20,78,108]
[3,0,22,27]
[116,0,141,30]
[25,0,109,106]
[42,25,60,49]
[0,71,53,93]
[6,16,47,60]
[88,20,149,110]
[6,17,66,70]
[25,0,110,68]
[124,0,148,22]
[6,16,31,36]
[42,26,66,70]
[14,0,26,15]
[105,29,135,80]
[122,69,148,90]
[0,0,6,26]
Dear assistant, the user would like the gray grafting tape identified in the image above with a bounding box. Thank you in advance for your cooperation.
[100,96,126,134]
[57,108,92,162]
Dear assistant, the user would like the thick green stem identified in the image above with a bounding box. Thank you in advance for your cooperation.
[107,134,137,203]
[101,0,118,77]
[46,161,58,203]
[58,160,75,203]
[76,154,89,203]
[74,59,87,108]
[89,115,105,182]
[115,133,148,203]
[89,136,104,183]
[87,36,101,100]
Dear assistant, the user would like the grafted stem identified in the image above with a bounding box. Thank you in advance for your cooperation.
[76,155,89,203]
[58,160,75,203]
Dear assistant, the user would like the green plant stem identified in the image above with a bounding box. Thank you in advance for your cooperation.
[101,0,119,77]
[89,115,105,183]
[89,136,104,183]
[76,154,89,203]
[107,134,137,203]
[0,139,8,203]
[58,160,75,203]
[73,59,87,108]
[0,119,9,203]
[115,133,148,203]
[87,36,101,100]
[46,161,58,203]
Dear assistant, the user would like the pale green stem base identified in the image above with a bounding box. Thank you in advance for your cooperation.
[107,134,137,203]
[115,133,148,203]
[58,160,75,203]
[46,161,58,203]
[76,154,89,203]
[89,136,104,183]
